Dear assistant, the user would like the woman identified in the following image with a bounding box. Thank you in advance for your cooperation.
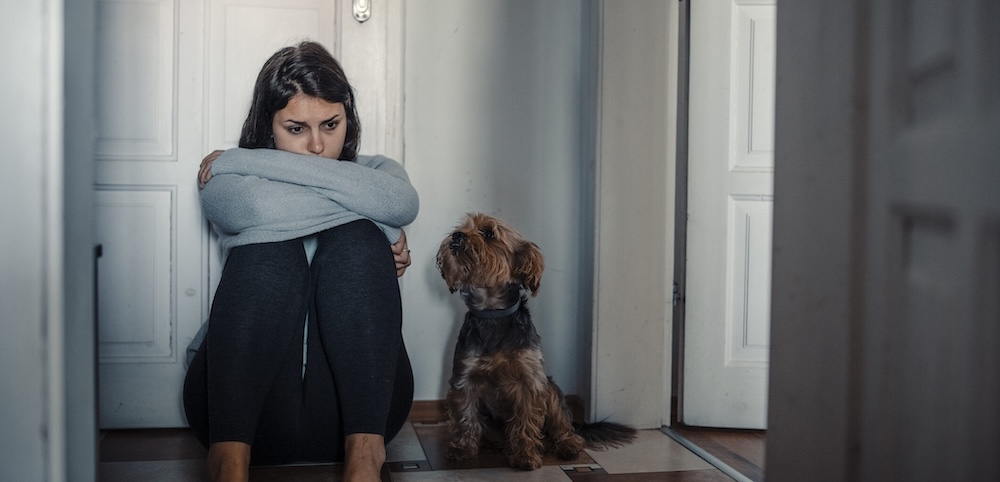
[183,41,418,482]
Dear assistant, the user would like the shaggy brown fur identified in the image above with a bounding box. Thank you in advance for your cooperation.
[436,213,636,470]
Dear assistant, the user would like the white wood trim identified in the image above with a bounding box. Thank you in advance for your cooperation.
[46,0,68,478]
[592,0,677,429]
[384,0,405,161]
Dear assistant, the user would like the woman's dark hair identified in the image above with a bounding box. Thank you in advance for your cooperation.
[239,41,361,160]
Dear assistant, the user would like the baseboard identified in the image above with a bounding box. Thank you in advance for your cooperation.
[407,395,585,424]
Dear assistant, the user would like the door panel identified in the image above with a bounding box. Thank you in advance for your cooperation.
[683,0,774,429]
[96,0,176,158]
[207,0,336,150]
[95,189,173,360]
[96,0,202,427]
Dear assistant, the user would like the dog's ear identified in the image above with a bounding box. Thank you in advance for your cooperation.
[435,253,459,293]
[514,241,544,296]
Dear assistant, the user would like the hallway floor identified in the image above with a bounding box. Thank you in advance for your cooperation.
[99,421,763,481]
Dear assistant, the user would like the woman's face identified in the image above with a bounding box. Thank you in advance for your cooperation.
[271,92,347,159]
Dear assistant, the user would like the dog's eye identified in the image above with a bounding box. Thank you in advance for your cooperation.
[480,228,495,240]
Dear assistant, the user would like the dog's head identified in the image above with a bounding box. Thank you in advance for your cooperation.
[436,213,544,301]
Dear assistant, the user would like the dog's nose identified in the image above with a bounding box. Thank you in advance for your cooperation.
[450,232,466,252]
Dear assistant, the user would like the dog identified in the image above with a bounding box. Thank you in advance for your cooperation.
[436,213,636,470]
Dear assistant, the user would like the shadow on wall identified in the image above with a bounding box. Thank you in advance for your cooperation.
[402,0,595,401]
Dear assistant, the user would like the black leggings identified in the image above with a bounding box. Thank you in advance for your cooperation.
[183,220,414,465]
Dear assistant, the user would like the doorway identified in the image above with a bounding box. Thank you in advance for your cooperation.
[678,0,774,431]
[669,0,773,479]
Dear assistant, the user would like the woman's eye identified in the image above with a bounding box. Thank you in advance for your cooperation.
[325,121,339,130]
[481,229,495,240]
[288,126,303,134]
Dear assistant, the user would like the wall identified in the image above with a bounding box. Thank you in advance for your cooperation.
[401,0,595,400]
[766,1,859,477]
[0,0,55,477]
[1,0,97,479]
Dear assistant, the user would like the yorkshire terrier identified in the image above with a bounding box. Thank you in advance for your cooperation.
[436,213,636,470]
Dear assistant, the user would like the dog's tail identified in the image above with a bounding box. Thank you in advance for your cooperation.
[573,421,637,449]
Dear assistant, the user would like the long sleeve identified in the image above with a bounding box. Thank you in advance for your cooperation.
[209,148,419,228]
[199,148,418,255]
[200,174,350,236]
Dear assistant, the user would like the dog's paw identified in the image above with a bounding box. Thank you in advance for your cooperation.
[446,445,477,461]
[555,445,581,461]
[554,434,585,460]
[509,454,543,471]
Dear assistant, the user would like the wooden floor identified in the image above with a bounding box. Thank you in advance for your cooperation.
[98,401,765,481]
[98,424,764,481]
[670,426,766,482]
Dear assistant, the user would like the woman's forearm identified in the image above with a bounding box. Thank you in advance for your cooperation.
[200,174,350,235]
[210,148,418,226]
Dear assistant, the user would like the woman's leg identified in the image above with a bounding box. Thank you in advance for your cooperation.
[182,240,310,459]
[306,220,415,474]
[292,328,415,463]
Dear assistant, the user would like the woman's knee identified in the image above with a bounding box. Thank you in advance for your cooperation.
[319,220,385,248]
[224,240,309,285]
[314,220,391,266]
[214,239,310,316]
[228,239,308,271]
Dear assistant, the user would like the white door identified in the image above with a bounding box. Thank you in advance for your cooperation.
[858,1,1000,479]
[96,0,400,428]
[683,0,775,429]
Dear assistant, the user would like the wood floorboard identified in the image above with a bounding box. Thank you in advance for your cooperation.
[671,426,765,482]
[99,428,206,462]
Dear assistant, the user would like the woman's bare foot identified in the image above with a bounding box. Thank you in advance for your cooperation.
[206,441,251,482]
[344,433,386,482]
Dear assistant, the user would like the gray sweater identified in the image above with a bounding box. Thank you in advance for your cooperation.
[188,148,419,365]
[201,147,419,258]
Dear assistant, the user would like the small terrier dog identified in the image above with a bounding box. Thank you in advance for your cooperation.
[436,213,636,470]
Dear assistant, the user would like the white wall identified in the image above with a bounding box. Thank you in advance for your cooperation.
[401,1,595,400]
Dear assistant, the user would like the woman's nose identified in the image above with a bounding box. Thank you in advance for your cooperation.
[307,132,323,155]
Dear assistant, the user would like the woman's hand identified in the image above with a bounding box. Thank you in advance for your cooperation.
[198,150,225,188]
[391,229,412,277]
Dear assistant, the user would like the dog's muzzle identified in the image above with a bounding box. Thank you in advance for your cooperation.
[450,232,467,253]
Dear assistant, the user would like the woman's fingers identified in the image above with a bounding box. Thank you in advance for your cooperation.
[396,249,411,274]
[393,231,410,277]
[198,150,225,188]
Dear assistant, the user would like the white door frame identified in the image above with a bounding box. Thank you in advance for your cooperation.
[591,0,680,429]
[2,0,99,479]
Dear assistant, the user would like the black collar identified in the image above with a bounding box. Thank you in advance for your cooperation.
[468,297,521,319]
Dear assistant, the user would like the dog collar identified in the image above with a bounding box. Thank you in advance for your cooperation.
[469,298,521,319]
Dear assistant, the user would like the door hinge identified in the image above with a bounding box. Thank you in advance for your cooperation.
[672,282,682,306]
